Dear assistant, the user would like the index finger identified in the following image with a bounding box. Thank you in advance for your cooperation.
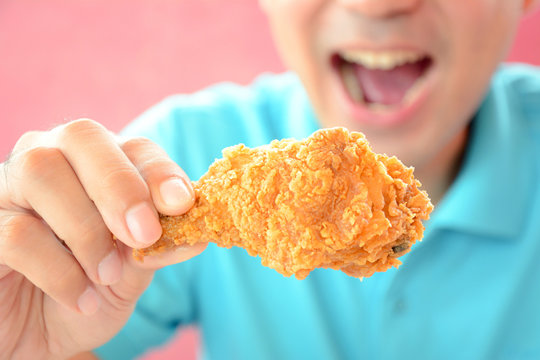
[52,119,162,248]
[120,136,195,216]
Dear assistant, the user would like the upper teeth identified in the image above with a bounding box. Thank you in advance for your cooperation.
[341,50,424,70]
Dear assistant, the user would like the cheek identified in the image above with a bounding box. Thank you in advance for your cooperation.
[437,1,522,125]
[448,1,521,62]
[265,0,326,70]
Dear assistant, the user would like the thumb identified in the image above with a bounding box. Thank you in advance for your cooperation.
[126,241,207,270]
[105,242,206,305]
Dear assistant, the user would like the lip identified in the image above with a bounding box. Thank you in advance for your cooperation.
[329,49,437,128]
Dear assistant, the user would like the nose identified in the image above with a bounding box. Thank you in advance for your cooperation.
[337,0,421,18]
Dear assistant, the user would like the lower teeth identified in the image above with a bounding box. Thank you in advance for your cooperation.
[402,78,425,105]
[341,63,364,104]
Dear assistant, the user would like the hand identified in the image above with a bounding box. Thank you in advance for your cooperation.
[0,119,206,359]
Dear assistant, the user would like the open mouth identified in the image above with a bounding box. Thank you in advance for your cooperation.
[332,50,433,110]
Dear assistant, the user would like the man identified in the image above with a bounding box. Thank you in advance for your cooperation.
[1,0,539,359]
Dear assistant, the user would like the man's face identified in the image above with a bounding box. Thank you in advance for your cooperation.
[261,0,527,168]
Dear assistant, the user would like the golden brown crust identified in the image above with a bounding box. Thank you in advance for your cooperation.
[134,127,433,279]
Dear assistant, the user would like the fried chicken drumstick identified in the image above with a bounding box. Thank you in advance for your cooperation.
[134,127,433,279]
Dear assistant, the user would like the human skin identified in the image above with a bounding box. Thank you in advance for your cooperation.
[260,0,538,204]
[0,120,206,359]
[0,0,538,358]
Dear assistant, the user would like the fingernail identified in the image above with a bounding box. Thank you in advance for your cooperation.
[160,178,194,210]
[125,202,162,246]
[98,250,123,285]
[78,287,100,316]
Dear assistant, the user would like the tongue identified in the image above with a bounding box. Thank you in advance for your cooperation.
[354,60,427,106]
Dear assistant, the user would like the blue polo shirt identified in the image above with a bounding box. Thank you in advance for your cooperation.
[96,64,540,360]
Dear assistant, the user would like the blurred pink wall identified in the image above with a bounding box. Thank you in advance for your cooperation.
[0,0,284,159]
[2,2,539,161]
[0,1,539,359]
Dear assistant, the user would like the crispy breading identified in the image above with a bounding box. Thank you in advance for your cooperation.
[134,127,433,279]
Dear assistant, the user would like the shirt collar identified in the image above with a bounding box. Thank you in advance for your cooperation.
[429,75,534,239]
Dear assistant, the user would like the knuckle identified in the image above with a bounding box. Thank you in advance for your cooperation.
[60,118,106,140]
[122,137,170,166]
[53,260,85,289]
[43,259,88,307]
[0,214,39,258]
[142,159,180,183]
[19,147,66,180]
[122,137,178,178]
[12,130,42,154]
[100,165,143,192]
[77,211,111,247]
[121,136,155,153]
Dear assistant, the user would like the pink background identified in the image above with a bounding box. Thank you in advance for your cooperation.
[1,1,539,359]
